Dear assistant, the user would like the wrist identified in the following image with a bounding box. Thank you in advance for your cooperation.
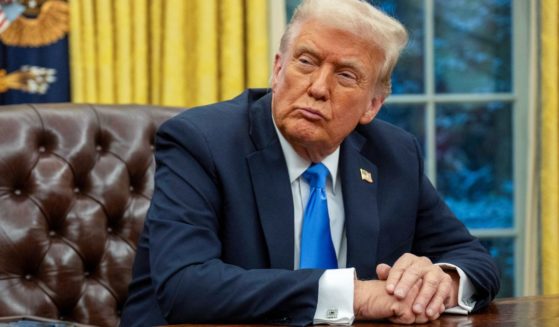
[353,280,391,320]
[444,269,460,308]
[353,280,367,320]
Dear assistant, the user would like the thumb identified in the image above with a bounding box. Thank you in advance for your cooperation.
[376,263,392,280]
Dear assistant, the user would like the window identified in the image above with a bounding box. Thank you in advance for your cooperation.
[283,0,531,297]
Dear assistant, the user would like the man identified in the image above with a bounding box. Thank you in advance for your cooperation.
[121,0,500,325]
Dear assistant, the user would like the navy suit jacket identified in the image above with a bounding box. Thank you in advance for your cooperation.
[121,89,499,326]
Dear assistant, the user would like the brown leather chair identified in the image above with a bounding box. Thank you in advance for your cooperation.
[0,103,183,326]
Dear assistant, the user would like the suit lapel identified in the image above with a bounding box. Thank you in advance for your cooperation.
[340,132,380,279]
[246,93,294,270]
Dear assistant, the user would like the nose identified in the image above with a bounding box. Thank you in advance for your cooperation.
[307,67,330,101]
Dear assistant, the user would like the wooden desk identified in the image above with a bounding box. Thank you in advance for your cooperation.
[166,295,559,326]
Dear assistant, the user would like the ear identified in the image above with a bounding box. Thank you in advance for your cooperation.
[359,96,385,124]
[271,53,283,90]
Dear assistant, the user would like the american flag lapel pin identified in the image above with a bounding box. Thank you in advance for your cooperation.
[360,168,373,183]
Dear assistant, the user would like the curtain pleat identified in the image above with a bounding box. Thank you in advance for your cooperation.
[95,0,114,103]
[115,0,132,103]
[220,0,245,100]
[69,0,84,101]
[149,0,163,105]
[540,0,559,295]
[246,0,269,88]
[195,0,219,106]
[70,0,269,106]
[161,0,187,106]
[78,0,97,102]
[133,0,148,104]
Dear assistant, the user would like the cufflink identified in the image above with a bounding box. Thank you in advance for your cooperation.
[326,308,338,319]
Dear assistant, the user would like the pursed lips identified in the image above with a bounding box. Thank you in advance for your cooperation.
[296,106,326,121]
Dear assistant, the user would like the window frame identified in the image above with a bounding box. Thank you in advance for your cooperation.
[384,0,534,296]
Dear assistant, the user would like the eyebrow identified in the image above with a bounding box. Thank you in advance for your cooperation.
[294,44,367,75]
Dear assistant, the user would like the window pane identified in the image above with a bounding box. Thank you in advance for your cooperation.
[434,0,512,93]
[480,238,514,297]
[286,0,299,22]
[373,0,425,94]
[436,102,513,229]
[377,104,425,151]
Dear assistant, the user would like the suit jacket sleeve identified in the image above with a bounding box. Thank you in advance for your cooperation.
[146,116,323,325]
[410,138,500,311]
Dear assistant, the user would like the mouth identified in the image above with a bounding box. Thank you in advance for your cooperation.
[296,107,325,121]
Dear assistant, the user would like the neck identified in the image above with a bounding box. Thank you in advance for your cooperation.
[291,142,336,163]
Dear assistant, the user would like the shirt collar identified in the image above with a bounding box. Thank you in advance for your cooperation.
[272,116,340,190]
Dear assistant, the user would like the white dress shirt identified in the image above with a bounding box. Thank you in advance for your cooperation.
[273,121,476,324]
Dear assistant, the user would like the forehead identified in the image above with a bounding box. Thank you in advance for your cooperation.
[289,20,383,71]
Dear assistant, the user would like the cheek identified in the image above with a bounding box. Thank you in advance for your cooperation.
[330,108,367,135]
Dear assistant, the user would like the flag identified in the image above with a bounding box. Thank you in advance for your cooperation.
[0,0,69,104]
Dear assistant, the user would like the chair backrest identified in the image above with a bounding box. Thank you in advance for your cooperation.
[0,103,182,326]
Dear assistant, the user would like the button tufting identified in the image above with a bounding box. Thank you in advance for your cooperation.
[107,227,113,233]
[96,145,102,151]
[24,274,32,280]
[129,186,134,192]
[13,189,21,196]
[38,146,46,153]
[48,230,56,237]
[73,187,80,193]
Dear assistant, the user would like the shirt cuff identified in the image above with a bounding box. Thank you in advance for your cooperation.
[313,268,355,325]
[436,263,476,314]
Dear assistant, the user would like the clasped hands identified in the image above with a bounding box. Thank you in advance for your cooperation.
[354,253,460,324]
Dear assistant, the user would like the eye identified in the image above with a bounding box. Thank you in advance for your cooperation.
[337,71,358,85]
[294,55,316,73]
[298,56,313,65]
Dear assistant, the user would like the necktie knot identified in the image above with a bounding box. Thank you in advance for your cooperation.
[303,163,329,189]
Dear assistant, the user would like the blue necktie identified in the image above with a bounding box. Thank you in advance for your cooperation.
[300,163,338,269]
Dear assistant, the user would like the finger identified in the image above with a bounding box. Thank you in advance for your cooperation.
[392,256,432,299]
[388,279,422,324]
[414,311,430,324]
[384,254,415,294]
[376,263,391,280]
[411,268,447,314]
[393,265,425,299]
[390,282,421,324]
[425,274,452,318]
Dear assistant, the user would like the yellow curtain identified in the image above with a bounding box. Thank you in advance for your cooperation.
[69,0,269,107]
[541,0,559,295]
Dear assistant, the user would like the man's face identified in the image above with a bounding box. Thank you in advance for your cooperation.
[272,20,385,160]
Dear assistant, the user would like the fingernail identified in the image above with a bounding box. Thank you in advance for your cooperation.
[395,288,405,297]
[426,308,434,316]
[413,303,423,313]
[387,284,395,292]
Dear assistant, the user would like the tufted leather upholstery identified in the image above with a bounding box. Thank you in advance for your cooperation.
[0,103,182,326]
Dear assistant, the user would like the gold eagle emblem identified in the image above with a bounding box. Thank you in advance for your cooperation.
[0,66,56,94]
[0,0,69,47]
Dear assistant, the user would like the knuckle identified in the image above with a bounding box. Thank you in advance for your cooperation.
[425,277,440,288]
[407,267,421,278]
[420,256,432,264]
[432,294,446,305]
